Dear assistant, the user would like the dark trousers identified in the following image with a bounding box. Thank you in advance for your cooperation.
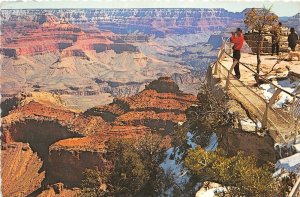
[290,44,296,51]
[233,50,241,77]
[272,42,279,55]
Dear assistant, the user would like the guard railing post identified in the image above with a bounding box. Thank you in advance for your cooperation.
[225,60,238,90]
[262,88,282,129]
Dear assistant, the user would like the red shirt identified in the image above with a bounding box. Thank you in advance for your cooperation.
[230,34,244,51]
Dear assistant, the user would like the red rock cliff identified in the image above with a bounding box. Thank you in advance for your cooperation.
[1,77,197,190]
[0,12,138,57]
[88,77,197,133]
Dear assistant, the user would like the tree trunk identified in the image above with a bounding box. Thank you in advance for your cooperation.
[255,32,262,84]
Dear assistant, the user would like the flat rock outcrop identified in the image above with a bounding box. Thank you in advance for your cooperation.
[46,125,151,186]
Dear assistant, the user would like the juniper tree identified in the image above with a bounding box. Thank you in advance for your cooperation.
[185,147,281,196]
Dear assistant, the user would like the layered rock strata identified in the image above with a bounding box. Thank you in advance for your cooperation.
[1,142,45,196]
[0,12,138,57]
[1,77,197,190]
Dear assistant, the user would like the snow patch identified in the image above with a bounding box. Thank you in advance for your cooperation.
[272,169,283,178]
[160,132,218,195]
[275,153,300,174]
[293,144,300,153]
[160,147,189,185]
[187,132,197,149]
[259,79,299,108]
[240,118,261,132]
[178,121,184,126]
[206,133,218,151]
[195,187,227,197]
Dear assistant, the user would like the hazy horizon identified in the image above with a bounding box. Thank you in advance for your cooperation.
[1,0,300,17]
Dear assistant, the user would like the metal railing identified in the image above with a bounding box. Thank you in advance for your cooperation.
[211,39,300,143]
[210,39,300,196]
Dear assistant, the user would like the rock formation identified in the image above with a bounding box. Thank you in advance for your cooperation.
[1,77,197,192]
[87,77,197,133]
[1,142,45,196]
[0,12,194,109]
[47,136,108,187]
[13,8,245,36]
[219,128,276,162]
[145,77,180,93]
[38,186,80,197]
[0,12,139,58]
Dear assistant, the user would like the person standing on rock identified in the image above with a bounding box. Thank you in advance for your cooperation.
[271,22,282,56]
[230,28,244,79]
[288,27,299,51]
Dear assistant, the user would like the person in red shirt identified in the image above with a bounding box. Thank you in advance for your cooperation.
[230,28,244,79]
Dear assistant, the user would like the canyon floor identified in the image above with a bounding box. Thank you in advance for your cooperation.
[0,36,213,111]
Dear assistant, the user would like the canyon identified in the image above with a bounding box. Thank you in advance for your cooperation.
[1,8,246,36]
[1,9,299,106]
[1,8,300,196]
[1,77,197,195]
[0,8,252,110]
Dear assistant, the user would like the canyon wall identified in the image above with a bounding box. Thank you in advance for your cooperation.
[0,9,217,106]
[1,78,197,192]
[47,138,108,187]
[0,18,195,107]
[1,142,45,196]
[286,12,300,33]
[0,12,139,57]
[88,77,197,134]
[1,8,249,39]
[5,119,84,159]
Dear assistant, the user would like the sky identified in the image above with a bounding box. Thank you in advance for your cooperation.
[1,0,300,16]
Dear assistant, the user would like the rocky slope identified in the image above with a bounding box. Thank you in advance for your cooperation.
[1,77,197,192]
[1,91,65,117]
[1,142,45,196]
[219,128,276,162]
[1,101,105,158]
[86,77,197,133]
